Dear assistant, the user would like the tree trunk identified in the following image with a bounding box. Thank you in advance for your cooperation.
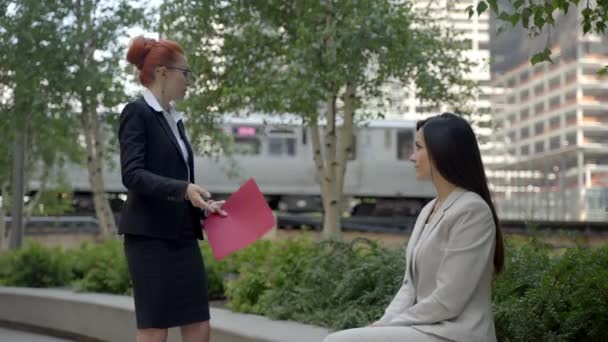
[81,100,116,240]
[0,181,9,251]
[321,95,342,239]
[336,82,356,205]
[9,127,26,250]
[76,0,116,240]
[311,116,339,239]
[316,10,342,239]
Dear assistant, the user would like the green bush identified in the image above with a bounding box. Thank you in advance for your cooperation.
[222,239,275,313]
[70,239,131,295]
[0,250,12,285]
[2,233,607,342]
[200,243,230,300]
[224,236,405,329]
[493,245,608,342]
[4,241,71,287]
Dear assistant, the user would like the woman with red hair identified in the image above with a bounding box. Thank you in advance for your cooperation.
[119,36,226,342]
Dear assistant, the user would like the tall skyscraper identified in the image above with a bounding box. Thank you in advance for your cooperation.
[376,0,495,161]
[488,8,608,222]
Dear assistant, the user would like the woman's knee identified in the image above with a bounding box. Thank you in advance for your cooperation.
[136,328,167,342]
[323,329,357,342]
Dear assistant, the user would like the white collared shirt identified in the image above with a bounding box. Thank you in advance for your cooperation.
[142,89,190,180]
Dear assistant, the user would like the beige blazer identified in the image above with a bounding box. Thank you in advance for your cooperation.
[377,188,497,342]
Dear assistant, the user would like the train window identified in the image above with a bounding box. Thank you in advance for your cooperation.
[397,130,414,160]
[269,137,296,156]
[234,137,261,155]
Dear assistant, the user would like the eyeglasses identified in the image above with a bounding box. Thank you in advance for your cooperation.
[165,66,193,82]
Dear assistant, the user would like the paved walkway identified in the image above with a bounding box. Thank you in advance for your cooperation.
[0,327,74,341]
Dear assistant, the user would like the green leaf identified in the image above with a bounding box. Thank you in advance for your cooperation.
[583,19,592,34]
[477,1,488,15]
[534,7,545,28]
[513,0,525,9]
[466,5,475,19]
[498,11,511,22]
[488,0,499,13]
[598,66,608,77]
[508,13,521,26]
[531,48,552,65]
[522,8,532,29]
[596,20,606,34]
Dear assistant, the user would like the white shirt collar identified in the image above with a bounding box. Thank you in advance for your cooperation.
[142,88,184,122]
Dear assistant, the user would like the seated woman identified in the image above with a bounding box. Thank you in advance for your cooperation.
[323,113,504,342]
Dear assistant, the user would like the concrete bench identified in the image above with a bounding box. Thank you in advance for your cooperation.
[0,287,330,342]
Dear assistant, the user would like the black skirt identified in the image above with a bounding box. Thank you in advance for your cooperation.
[123,234,210,329]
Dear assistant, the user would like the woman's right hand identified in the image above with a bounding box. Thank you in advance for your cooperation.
[185,184,220,213]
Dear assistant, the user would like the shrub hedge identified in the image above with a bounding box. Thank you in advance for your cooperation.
[0,234,606,341]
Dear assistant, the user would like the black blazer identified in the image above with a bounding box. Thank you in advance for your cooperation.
[118,98,204,240]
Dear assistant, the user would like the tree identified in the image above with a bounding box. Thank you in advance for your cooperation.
[0,0,148,246]
[57,0,147,239]
[470,0,608,72]
[162,0,476,238]
[0,0,82,249]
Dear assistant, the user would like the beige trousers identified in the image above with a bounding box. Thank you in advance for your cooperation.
[323,326,451,342]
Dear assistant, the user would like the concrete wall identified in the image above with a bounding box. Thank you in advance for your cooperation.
[0,287,330,342]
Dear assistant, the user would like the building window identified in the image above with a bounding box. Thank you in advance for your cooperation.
[415,106,439,113]
[521,145,530,156]
[521,108,530,121]
[520,71,530,83]
[565,70,576,83]
[478,107,491,114]
[534,141,544,153]
[534,121,545,135]
[534,83,545,96]
[565,91,576,103]
[565,111,577,125]
[533,64,546,76]
[521,126,530,139]
[520,89,530,102]
[549,96,561,109]
[534,102,545,115]
[550,136,560,150]
[549,77,560,90]
[549,117,560,130]
[565,132,577,146]
[508,131,516,143]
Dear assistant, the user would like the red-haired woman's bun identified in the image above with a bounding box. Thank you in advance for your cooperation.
[126,36,156,70]
[126,36,184,86]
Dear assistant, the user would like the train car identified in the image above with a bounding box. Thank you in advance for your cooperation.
[32,116,436,217]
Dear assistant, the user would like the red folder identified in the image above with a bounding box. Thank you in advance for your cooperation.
[202,178,276,259]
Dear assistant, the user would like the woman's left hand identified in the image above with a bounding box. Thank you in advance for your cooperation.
[207,200,227,217]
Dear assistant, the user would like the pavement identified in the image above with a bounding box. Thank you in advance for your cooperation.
[0,327,74,341]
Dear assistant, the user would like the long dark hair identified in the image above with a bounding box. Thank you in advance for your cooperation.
[417,113,504,274]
